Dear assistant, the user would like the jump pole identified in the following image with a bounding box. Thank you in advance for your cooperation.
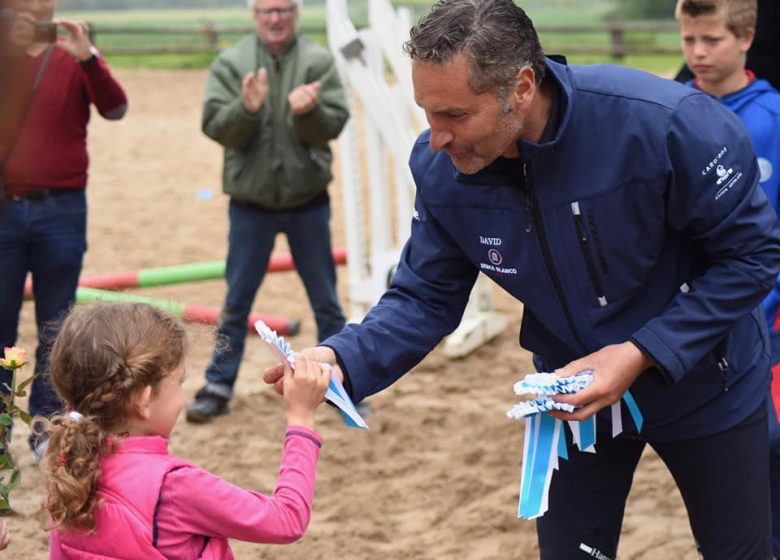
[23,247,348,295]
[75,287,300,336]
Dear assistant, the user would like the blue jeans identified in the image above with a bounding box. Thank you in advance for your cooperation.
[203,199,345,397]
[0,190,87,428]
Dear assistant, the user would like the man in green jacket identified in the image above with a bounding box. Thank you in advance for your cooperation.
[187,0,350,422]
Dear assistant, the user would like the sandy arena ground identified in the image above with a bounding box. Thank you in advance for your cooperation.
[4,69,698,559]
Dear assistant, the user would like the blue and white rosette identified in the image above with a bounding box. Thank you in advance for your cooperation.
[508,370,643,519]
[255,320,297,368]
[254,320,368,429]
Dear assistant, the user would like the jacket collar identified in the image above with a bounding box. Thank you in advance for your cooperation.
[256,32,300,59]
[518,56,572,151]
[115,435,170,455]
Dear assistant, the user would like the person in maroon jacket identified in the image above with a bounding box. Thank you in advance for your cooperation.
[0,0,127,463]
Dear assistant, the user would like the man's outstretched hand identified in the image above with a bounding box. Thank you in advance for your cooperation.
[263,346,343,395]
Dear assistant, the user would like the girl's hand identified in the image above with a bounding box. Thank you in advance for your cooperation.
[264,346,342,396]
[282,353,331,429]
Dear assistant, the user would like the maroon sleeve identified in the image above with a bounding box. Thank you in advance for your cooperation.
[80,51,127,119]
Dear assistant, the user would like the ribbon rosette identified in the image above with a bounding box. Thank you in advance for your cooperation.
[254,320,368,429]
[508,370,643,519]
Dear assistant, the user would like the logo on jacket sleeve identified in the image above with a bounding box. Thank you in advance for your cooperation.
[715,164,733,185]
[700,146,744,201]
[700,146,728,176]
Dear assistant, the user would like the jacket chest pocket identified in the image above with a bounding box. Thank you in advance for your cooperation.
[564,181,665,308]
[571,201,608,307]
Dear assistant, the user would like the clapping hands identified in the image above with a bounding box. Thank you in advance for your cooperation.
[288,81,320,115]
[242,68,268,113]
[241,70,320,116]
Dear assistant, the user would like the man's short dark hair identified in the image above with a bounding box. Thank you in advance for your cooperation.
[403,0,546,97]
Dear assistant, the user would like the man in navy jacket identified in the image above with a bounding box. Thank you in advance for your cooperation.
[266,0,780,557]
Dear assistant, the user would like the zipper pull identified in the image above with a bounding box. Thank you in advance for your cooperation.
[572,202,588,242]
[717,356,729,392]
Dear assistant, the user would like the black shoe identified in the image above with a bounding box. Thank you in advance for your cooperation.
[186,389,229,424]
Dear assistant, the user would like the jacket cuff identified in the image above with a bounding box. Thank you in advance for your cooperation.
[233,96,260,121]
[285,425,322,448]
[630,327,681,384]
[320,343,354,398]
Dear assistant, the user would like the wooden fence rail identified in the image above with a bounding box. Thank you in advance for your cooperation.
[89,20,681,59]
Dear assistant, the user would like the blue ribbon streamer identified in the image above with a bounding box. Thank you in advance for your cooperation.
[518,414,537,517]
[622,390,643,432]
[519,413,558,519]
[557,424,568,460]
[579,415,596,450]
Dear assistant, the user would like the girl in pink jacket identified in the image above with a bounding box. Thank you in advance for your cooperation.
[40,302,331,559]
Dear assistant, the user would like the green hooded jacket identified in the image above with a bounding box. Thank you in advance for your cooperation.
[202,33,349,210]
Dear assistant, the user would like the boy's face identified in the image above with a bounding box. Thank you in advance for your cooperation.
[679,13,754,94]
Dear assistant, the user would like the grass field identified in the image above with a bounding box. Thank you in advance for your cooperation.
[59,0,683,75]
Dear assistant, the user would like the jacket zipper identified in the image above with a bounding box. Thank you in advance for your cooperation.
[571,202,608,307]
[524,162,589,353]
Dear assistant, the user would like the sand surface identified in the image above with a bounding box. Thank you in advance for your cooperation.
[4,69,697,559]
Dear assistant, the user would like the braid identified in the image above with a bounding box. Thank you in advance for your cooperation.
[40,302,187,533]
[77,363,136,419]
[41,414,116,532]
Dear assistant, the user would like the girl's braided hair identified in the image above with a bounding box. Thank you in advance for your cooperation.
[41,302,186,532]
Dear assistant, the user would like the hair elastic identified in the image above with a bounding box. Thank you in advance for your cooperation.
[68,410,84,422]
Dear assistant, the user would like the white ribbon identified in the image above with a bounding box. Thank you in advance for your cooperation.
[68,410,84,422]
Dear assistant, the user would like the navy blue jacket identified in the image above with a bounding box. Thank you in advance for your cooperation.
[326,59,780,441]
[693,78,780,335]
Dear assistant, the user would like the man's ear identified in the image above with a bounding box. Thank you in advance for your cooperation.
[131,385,153,420]
[512,66,537,111]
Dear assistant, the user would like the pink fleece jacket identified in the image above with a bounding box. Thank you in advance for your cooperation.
[50,426,322,559]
